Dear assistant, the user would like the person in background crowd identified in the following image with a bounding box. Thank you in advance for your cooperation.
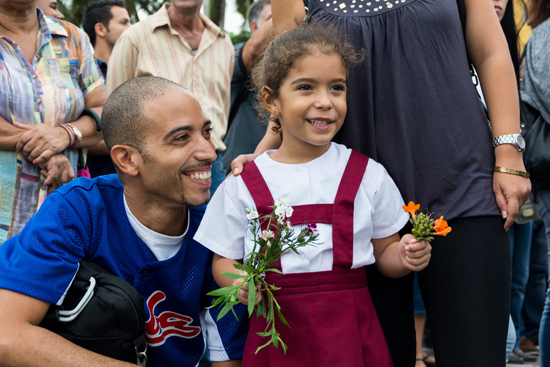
[0,76,248,367]
[521,0,550,365]
[107,0,234,196]
[520,219,548,354]
[221,0,272,175]
[36,0,63,19]
[82,0,132,177]
[414,273,435,367]
[82,0,131,79]
[0,0,105,245]
[485,0,539,363]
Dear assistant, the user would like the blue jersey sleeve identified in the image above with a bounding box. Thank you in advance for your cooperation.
[0,191,90,305]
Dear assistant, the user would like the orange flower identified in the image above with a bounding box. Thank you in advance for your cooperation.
[434,216,452,236]
[402,201,420,219]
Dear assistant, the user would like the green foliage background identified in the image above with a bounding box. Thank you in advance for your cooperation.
[58,0,252,44]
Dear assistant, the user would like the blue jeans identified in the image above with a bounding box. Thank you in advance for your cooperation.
[522,219,548,343]
[413,273,426,315]
[210,153,225,197]
[509,222,534,348]
[532,189,550,367]
[507,314,517,361]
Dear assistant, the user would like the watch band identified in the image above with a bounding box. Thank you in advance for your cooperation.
[59,124,76,148]
[492,134,525,152]
[494,166,530,178]
[80,109,101,131]
[67,124,82,146]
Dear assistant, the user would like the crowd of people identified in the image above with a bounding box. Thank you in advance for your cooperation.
[0,0,548,365]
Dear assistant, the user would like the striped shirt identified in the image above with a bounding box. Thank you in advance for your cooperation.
[107,5,234,151]
[0,9,104,244]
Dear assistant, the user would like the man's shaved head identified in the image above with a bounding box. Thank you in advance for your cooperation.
[102,76,187,154]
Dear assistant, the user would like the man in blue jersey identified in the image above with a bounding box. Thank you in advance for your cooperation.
[0,77,247,367]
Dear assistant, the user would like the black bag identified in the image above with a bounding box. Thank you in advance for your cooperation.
[520,100,550,187]
[39,261,148,366]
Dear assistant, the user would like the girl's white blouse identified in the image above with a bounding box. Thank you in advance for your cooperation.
[194,143,409,274]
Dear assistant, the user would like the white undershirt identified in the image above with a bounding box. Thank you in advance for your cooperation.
[123,195,188,261]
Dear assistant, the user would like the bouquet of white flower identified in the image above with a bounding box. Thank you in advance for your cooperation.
[207,198,319,354]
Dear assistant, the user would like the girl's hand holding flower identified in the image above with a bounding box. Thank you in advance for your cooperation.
[399,234,431,272]
[232,272,263,306]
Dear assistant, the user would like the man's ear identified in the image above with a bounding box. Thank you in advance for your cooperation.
[94,22,107,38]
[111,145,142,177]
[250,20,258,33]
[262,86,278,117]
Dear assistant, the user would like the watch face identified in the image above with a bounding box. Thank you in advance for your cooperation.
[517,134,526,149]
[73,126,82,139]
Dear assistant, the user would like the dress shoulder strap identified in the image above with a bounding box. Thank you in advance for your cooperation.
[332,150,369,270]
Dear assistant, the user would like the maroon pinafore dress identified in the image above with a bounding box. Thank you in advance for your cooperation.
[240,150,393,367]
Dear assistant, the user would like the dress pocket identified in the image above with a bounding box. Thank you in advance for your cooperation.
[47,57,79,89]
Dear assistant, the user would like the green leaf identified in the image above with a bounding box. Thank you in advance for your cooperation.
[247,276,256,317]
[221,272,248,279]
[206,295,227,309]
[255,339,273,354]
[233,263,255,274]
[207,286,236,297]
[276,307,290,328]
[263,268,284,274]
[280,338,288,354]
[217,302,237,321]
[272,331,279,348]
[258,297,267,318]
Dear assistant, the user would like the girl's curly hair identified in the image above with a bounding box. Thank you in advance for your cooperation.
[251,25,364,135]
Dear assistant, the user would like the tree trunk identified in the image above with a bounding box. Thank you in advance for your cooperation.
[209,0,225,29]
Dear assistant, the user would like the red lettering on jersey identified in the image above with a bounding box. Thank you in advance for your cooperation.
[145,291,201,346]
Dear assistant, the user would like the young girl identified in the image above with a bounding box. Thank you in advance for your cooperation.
[194,25,431,367]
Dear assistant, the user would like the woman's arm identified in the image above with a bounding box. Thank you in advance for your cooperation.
[272,0,306,32]
[464,0,531,230]
[14,86,107,165]
[230,120,282,175]
[70,86,107,148]
[0,116,26,150]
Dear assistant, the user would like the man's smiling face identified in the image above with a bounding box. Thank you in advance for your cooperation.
[138,90,217,208]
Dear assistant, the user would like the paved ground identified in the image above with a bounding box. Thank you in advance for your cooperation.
[508,357,538,366]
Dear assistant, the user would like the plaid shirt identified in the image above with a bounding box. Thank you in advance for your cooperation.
[0,9,104,244]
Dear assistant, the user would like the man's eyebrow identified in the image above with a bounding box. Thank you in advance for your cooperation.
[163,120,212,140]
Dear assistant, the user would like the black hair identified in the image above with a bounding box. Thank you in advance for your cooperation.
[102,77,187,159]
[251,25,363,134]
[500,0,523,85]
[82,0,125,46]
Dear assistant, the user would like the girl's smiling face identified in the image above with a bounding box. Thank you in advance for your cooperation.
[264,51,347,163]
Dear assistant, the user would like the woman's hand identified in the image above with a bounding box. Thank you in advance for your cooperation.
[38,153,75,188]
[493,172,531,231]
[15,122,71,165]
[399,235,432,272]
[230,153,260,177]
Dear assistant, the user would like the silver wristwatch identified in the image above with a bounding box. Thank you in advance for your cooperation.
[492,134,525,152]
